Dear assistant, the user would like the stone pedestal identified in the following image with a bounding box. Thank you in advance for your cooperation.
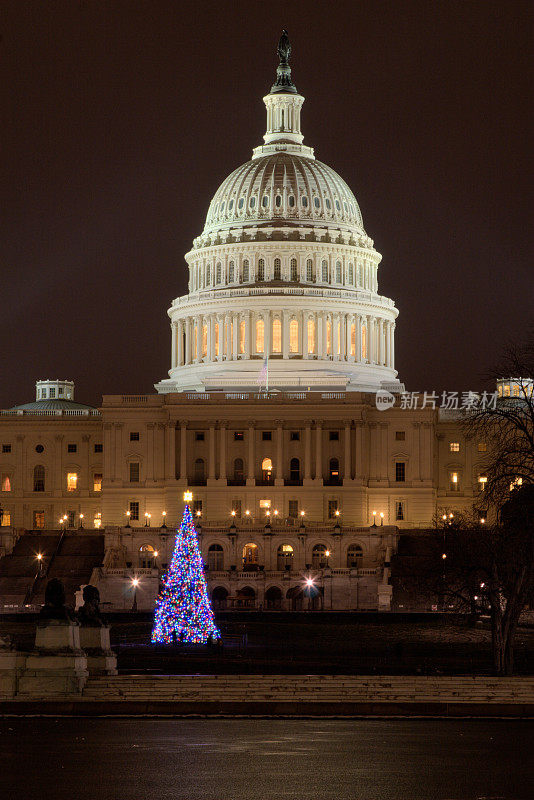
[18,621,88,696]
[0,648,27,699]
[79,626,117,675]
[377,583,393,610]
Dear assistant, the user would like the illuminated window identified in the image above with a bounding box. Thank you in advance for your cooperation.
[229,261,235,282]
[306,259,313,281]
[504,385,510,397]
[335,261,342,283]
[0,510,11,526]
[258,258,265,281]
[1,474,11,492]
[67,473,78,491]
[348,263,354,284]
[259,498,271,509]
[350,323,356,356]
[513,384,520,397]
[129,501,139,521]
[510,477,523,491]
[322,260,328,281]
[274,258,281,279]
[272,318,282,353]
[129,462,140,482]
[242,542,258,566]
[33,511,44,529]
[449,442,460,452]
[193,325,198,359]
[277,544,294,569]
[33,465,45,492]
[449,471,459,491]
[326,320,332,354]
[328,500,338,518]
[395,462,406,482]
[242,259,249,282]
[261,458,273,482]
[329,458,340,480]
[290,319,299,353]
[307,318,316,353]
[93,473,102,492]
[478,442,487,452]
[201,324,207,357]
[94,512,102,529]
[215,323,219,356]
[239,320,245,354]
[256,319,264,353]
[312,544,328,568]
[498,384,503,396]
[290,258,298,281]
[478,475,487,491]
[361,325,367,360]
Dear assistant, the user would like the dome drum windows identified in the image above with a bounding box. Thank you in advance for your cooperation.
[274,258,281,280]
[275,194,282,208]
[229,261,235,283]
[321,260,328,282]
[306,259,314,282]
[290,258,298,282]
[242,259,250,282]
[257,258,265,281]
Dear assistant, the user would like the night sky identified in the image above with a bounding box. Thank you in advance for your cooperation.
[1,1,532,408]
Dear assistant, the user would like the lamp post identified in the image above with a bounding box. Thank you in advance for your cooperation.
[380,512,384,526]
[144,512,150,527]
[79,513,84,529]
[372,510,377,527]
[161,511,167,529]
[36,552,44,577]
[131,577,139,612]
[125,510,131,528]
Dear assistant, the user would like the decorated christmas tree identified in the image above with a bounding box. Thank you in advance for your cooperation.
[151,494,220,644]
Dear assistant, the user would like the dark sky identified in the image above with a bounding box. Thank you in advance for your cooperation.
[1,0,532,407]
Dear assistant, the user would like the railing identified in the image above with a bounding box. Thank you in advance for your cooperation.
[0,409,101,417]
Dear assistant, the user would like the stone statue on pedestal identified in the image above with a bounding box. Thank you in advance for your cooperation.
[39,578,76,623]
[78,585,104,627]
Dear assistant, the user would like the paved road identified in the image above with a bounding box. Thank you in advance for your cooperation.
[0,719,532,799]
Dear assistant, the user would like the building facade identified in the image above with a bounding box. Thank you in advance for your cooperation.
[0,36,493,611]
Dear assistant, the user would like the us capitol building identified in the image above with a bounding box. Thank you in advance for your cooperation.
[0,35,490,611]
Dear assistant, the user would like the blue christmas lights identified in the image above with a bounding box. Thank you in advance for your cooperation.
[151,503,220,645]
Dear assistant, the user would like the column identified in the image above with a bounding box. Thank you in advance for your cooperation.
[340,315,346,361]
[304,421,312,480]
[245,311,251,358]
[302,313,309,359]
[391,323,396,368]
[146,424,154,481]
[354,421,363,480]
[232,314,238,359]
[344,421,351,481]
[275,421,283,485]
[225,313,232,361]
[356,315,361,362]
[317,313,324,359]
[378,318,384,365]
[208,315,215,362]
[216,316,223,361]
[282,311,290,359]
[219,422,227,481]
[166,423,176,481]
[366,315,372,362]
[247,421,255,484]
[196,317,202,362]
[177,320,184,367]
[185,318,191,365]
[179,420,187,482]
[208,425,216,480]
[171,322,177,368]
[315,423,322,482]
[264,311,271,357]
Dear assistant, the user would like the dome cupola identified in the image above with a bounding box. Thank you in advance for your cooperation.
[156,32,402,395]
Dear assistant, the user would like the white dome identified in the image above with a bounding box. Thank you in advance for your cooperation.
[203,153,365,239]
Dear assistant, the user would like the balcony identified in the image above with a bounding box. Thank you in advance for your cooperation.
[323,477,343,487]
[256,478,274,487]
[227,478,246,486]
[284,478,303,486]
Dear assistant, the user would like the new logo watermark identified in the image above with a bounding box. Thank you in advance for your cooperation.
[375,390,498,411]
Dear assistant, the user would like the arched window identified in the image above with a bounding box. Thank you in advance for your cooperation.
[329,458,340,482]
[289,458,300,482]
[306,259,314,282]
[250,196,256,209]
[277,544,294,571]
[290,258,298,281]
[347,544,363,568]
[314,196,320,209]
[274,258,281,279]
[258,258,265,281]
[275,194,282,208]
[33,465,45,492]
[216,262,222,284]
[335,261,342,283]
[229,261,235,283]
[261,457,273,483]
[307,318,316,354]
[302,196,308,208]
[239,320,245,354]
[242,543,258,566]
[206,263,211,284]
[208,544,224,571]
[272,318,282,353]
[312,544,328,568]
[322,260,328,282]
[139,544,155,568]
[262,195,269,208]
[289,319,299,353]
[233,458,244,482]
[265,585,283,609]
[288,195,295,208]
[350,323,356,356]
[242,259,249,282]
[194,458,206,484]
[201,324,207,357]
[256,319,264,353]
[361,324,367,360]
[212,586,228,609]
[348,263,354,285]
[326,319,332,355]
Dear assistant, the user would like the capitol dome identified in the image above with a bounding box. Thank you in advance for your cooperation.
[156,33,402,395]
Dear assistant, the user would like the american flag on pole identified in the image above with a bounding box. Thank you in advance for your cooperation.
[258,355,268,389]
